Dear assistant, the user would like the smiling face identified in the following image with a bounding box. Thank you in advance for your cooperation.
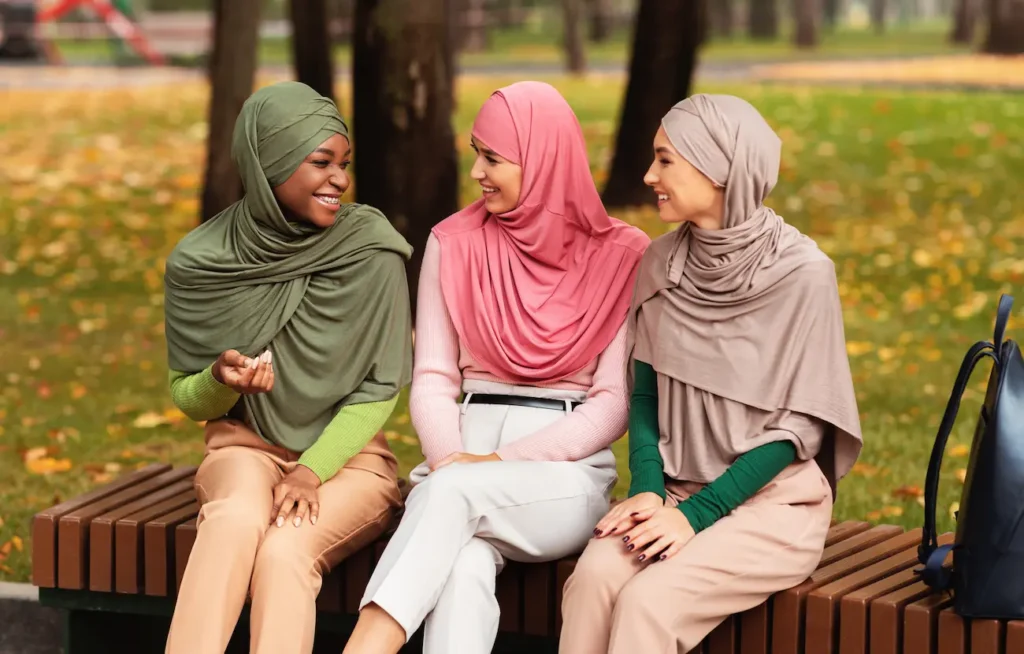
[272,133,351,228]
[469,137,523,214]
[644,126,725,230]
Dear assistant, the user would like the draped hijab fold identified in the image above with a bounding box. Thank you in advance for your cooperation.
[628,94,862,491]
[432,81,650,384]
[164,81,414,452]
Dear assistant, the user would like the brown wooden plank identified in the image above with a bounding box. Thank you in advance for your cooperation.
[343,548,372,613]
[143,501,198,597]
[806,528,932,654]
[825,521,872,548]
[554,558,576,635]
[316,570,343,613]
[973,620,1005,654]
[174,519,197,592]
[837,569,916,654]
[115,488,196,594]
[903,592,953,654]
[740,601,771,654]
[521,562,552,637]
[57,467,197,589]
[772,526,910,654]
[89,476,196,592]
[706,615,737,654]
[496,561,523,633]
[819,524,905,568]
[1007,622,1024,654]
[31,463,171,588]
[937,608,967,654]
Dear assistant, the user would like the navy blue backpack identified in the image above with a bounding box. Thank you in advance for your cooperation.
[918,293,1024,618]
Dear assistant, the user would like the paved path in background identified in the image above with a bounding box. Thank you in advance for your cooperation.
[2,55,1022,92]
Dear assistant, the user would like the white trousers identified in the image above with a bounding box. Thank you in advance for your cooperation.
[360,381,617,654]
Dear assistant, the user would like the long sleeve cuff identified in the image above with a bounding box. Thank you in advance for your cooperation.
[168,366,240,422]
[298,396,399,483]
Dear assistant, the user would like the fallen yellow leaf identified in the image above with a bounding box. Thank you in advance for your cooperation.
[0,564,13,575]
[384,431,400,441]
[949,444,970,457]
[393,414,410,425]
[11,536,23,552]
[132,411,170,428]
[956,469,967,483]
[881,506,904,517]
[22,446,48,462]
[26,457,73,475]
[846,341,874,356]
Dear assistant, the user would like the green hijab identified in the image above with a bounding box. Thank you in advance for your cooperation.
[164,81,413,452]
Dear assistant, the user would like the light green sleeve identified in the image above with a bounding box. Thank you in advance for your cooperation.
[168,366,241,422]
[297,395,399,483]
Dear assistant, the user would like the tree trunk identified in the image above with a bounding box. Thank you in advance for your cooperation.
[563,0,587,73]
[601,0,703,207]
[950,0,978,41]
[495,0,524,27]
[871,0,886,32]
[289,0,335,101]
[794,0,819,46]
[748,0,778,39]
[352,0,459,316]
[984,0,1024,52]
[588,0,612,41]
[824,0,841,29]
[201,0,261,223]
[462,0,490,52]
[710,0,734,37]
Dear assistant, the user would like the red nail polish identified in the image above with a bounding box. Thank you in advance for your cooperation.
[638,554,646,562]
[659,554,666,561]
[627,544,635,552]
[622,536,629,542]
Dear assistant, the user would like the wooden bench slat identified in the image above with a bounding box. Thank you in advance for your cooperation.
[819,524,905,568]
[496,561,523,633]
[31,463,171,588]
[175,518,198,592]
[58,467,197,590]
[805,528,930,654]
[973,619,1006,654]
[1008,621,1024,653]
[316,571,343,613]
[841,567,918,654]
[938,607,967,654]
[706,615,737,654]
[522,562,552,636]
[554,558,576,635]
[772,525,910,654]
[115,488,197,595]
[88,476,196,592]
[824,521,872,548]
[903,592,953,654]
[740,601,771,654]
[343,548,372,614]
[144,501,199,597]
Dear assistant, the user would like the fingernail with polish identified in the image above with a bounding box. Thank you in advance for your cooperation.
[659,554,666,561]
[638,554,646,562]
[593,528,600,536]
[266,350,273,364]
[293,517,301,527]
[276,517,283,527]
[622,536,629,542]
[311,516,317,525]
[627,544,634,552]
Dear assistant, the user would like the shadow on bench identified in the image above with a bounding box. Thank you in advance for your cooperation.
[31,464,1024,653]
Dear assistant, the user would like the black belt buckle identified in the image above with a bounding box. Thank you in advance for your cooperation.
[466,393,581,412]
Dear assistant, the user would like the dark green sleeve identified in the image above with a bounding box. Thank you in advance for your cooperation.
[677,440,797,533]
[627,360,667,500]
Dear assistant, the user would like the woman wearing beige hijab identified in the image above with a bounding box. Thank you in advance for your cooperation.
[558,94,863,653]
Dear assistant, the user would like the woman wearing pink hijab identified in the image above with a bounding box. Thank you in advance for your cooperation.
[341,81,649,654]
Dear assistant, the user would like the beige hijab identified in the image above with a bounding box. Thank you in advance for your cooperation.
[627,94,862,492]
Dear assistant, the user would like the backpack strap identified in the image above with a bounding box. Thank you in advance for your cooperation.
[917,340,997,587]
[995,294,1014,350]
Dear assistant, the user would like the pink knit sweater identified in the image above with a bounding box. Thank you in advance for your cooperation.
[410,234,631,466]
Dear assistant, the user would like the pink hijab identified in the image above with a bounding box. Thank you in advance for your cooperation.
[432,81,650,384]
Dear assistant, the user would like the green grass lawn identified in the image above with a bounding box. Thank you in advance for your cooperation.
[52,19,971,68]
[1,75,1022,583]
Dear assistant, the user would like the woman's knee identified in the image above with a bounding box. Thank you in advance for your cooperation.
[564,536,636,599]
[199,496,269,540]
[407,464,488,507]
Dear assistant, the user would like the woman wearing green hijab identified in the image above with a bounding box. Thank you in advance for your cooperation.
[162,81,413,654]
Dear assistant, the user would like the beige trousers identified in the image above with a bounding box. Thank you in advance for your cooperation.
[558,459,832,654]
[165,419,402,654]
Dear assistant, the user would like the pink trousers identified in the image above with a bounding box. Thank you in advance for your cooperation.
[558,459,832,654]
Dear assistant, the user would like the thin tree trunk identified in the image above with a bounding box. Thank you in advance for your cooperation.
[748,0,778,39]
[201,0,261,222]
[601,0,703,207]
[495,0,524,27]
[563,0,587,73]
[824,0,841,29]
[950,0,978,42]
[710,0,734,37]
[794,0,819,46]
[870,0,886,32]
[984,0,1024,52]
[462,0,490,52]
[289,0,335,101]
[588,0,612,41]
[352,0,459,316]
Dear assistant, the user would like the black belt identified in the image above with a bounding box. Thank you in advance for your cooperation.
[466,393,581,412]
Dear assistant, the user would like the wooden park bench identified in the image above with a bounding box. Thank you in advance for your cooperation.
[32,463,1024,654]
